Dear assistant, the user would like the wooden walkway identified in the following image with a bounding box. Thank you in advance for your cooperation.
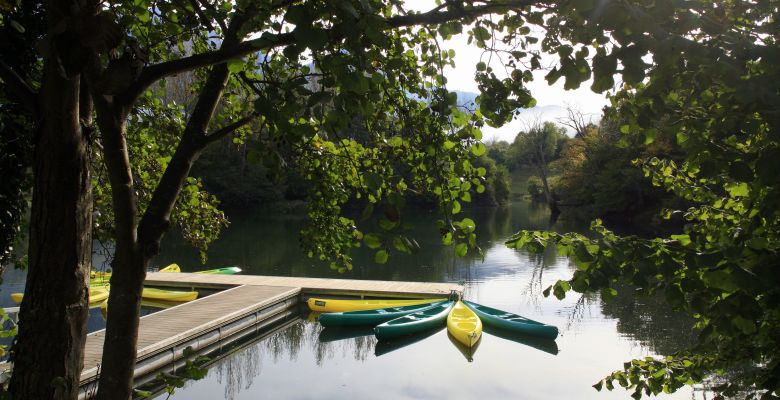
[1,274,462,389]
[80,285,299,383]
[144,272,462,297]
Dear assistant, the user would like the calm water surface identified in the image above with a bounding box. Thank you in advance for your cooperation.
[148,201,703,400]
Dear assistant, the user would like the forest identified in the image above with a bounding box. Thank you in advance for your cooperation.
[0,1,778,400]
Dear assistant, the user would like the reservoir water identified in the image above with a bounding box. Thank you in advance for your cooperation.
[145,200,704,400]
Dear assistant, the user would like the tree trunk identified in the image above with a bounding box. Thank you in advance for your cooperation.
[9,35,91,400]
[94,58,232,400]
[94,246,145,400]
[534,152,559,216]
[90,102,147,400]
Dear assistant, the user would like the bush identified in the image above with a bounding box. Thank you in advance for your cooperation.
[526,176,544,199]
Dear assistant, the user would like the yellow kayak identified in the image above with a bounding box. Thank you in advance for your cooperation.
[90,263,181,284]
[307,297,440,313]
[142,287,198,302]
[447,300,483,348]
[11,286,110,305]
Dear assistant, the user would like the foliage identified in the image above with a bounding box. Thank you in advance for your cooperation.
[92,90,229,261]
[486,140,514,169]
[510,121,568,168]
[555,111,684,227]
[526,176,544,199]
[0,0,40,269]
[506,0,780,397]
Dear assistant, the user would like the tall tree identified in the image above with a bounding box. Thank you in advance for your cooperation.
[511,121,567,213]
[1,1,94,398]
[2,1,542,399]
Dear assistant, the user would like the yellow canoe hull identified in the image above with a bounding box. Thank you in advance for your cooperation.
[90,263,181,284]
[447,301,483,348]
[142,287,198,302]
[11,286,109,305]
[307,298,440,313]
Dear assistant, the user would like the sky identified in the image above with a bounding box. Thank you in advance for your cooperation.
[407,1,612,142]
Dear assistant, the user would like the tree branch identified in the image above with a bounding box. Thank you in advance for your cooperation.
[203,115,255,145]
[122,0,541,105]
[0,59,38,114]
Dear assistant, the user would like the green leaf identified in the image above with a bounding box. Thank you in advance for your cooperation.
[227,59,244,73]
[363,233,381,249]
[670,234,691,246]
[388,136,403,147]
[374,250,388,264]
[451,200,461,214]
[472,26,490,41]
[724,182,749,197]
[471,143,486,156]
[455,243,468,257]
[601,287,618,302]
[552,280,570,300]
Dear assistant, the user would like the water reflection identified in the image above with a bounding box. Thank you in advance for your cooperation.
[447,333,481,362]
[149,200,701,399]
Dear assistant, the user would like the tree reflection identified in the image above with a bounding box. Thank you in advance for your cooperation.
[600,285,697,355]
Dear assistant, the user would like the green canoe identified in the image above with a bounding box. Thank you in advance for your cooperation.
[463,300,558,339]
[196,266,242,274]
[320,300,450,327]
[374,301,453,340]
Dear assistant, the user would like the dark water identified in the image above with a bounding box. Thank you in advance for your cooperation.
[148,201,703,400]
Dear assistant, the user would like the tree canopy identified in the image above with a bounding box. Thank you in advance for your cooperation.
[1,0,778,399]
[508,1,780,398]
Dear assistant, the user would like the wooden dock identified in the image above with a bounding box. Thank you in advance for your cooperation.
[79,284,299,384]
[4,274,462,390]
[144,272,462,298]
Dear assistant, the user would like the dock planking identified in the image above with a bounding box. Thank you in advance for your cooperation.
[80,284,299,383]
[144,271,463,298]
[1,273,462,387]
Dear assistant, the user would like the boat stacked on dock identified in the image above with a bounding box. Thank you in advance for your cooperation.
[11,264,243,309]
[308,295,559,357]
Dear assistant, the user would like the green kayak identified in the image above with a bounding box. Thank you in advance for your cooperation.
[196,266,242,274]
[320,300,450,327]
[374,301,453,340]
[463,300,558,339]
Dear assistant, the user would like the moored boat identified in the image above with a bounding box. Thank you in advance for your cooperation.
[307,297,440,313]
[195,266,242,275]
[142,287,198,302]
[90,263,181,284]
[447,300,482,348]
[463,300,558,339]
[483,325,559,355]
[374,301,454,340]
[319,300,450,327]
[11,286,109,305]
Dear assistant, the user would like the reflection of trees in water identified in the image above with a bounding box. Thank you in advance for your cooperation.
[209,320,306,400]
[205,319,378,400]
[311,323,376,366]
[557,292,602,333]
[600,285,696,356]
[519,252,547,308]
[214,337,263,400]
